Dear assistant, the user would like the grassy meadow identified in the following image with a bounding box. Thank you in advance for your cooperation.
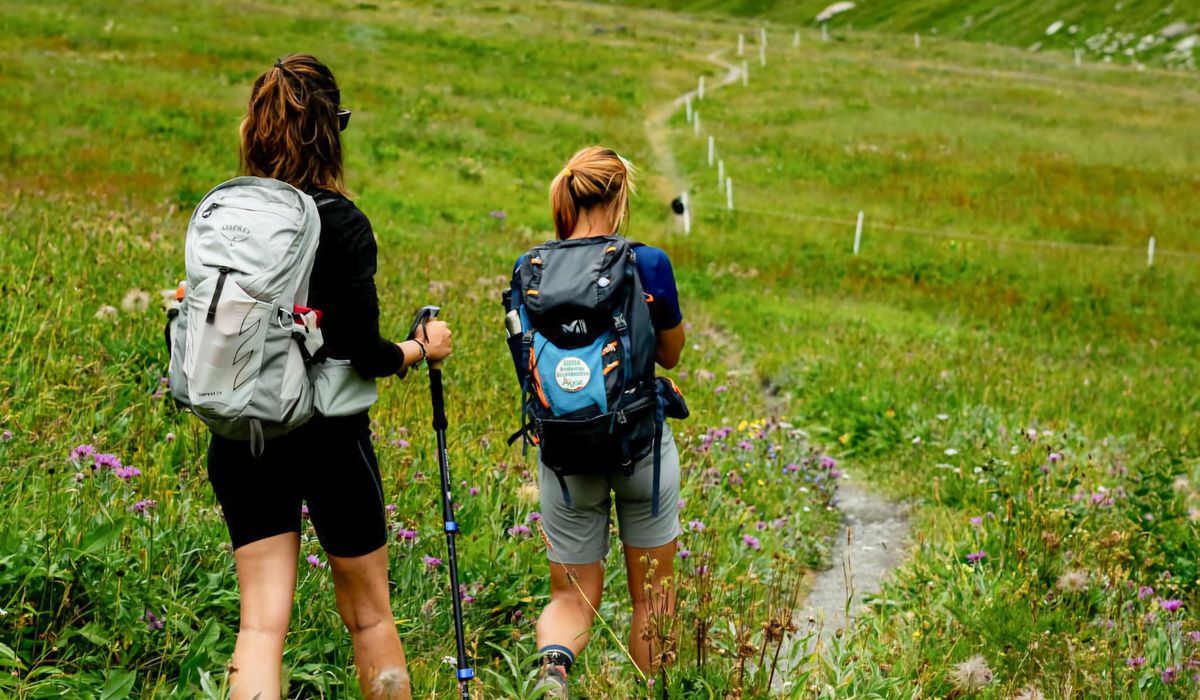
[1,0,1198,698]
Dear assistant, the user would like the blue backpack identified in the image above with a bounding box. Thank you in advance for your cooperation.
[505,236,686,516]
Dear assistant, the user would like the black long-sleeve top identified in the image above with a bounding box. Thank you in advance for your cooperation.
[306,192,405,378]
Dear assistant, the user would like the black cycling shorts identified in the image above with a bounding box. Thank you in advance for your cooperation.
[207,411,387,558]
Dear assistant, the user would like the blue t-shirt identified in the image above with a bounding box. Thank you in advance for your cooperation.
[512,244,683,330]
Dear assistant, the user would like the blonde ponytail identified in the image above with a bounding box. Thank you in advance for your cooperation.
[549,146,636,240]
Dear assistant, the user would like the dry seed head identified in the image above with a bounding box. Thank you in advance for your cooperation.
[950,655,994,692]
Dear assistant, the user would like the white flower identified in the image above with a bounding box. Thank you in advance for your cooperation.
[121,288,150,312]
[950,655,994,692]
[937,414,949,421]
[1056,570,1089,593]
[94,305,119,320]
[1014,686,1046,700]
[912,436,922,445]
[944,448,959,456]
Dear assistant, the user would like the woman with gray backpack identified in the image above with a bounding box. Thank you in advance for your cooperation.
[503,146,689,696]
[168,55,449,699]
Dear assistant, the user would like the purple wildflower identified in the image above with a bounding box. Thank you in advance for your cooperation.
[301,505,310,517]
[1126,657,1146,667]
[459,584,476,605]
[727,470,744,486]
[528,512,541,523]
[94,453,122,470]
[1159,599,1184,613]
[469,486,480,496]
[1138,586,1154,600]
[488,210,508,220]
[0,430,11,442]
[131,499,157,514]
[1048,452,1062,463]
[678,548,691,559]
[820,455,837,469]
[742,535,761,550]
[714,385,728,395]
[829,468,843,479]
[688,520,705,532]
[396,528,418,542]
[507,524,532,537]
[306,554,326,569]
[738,440,754,451]
[755,521,767,531]
[143,609,164,631]
[966,551,987,564]
[697,565,709,575]
[1162,666,1179,683]
[785,463,799,474]
[386,504,397,513]
[1187,631,1200,643]
[70,444,97,461]
[677,499,686,509]
[970,517,983,527]
[392,439,410,448]
[423,555,443,570]
[113,466,141,480]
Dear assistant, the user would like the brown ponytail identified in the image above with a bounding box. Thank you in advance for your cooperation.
[239,54,350,197]
[549,146,636,240]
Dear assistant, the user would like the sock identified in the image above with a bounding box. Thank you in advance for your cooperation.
[538,645,575,674]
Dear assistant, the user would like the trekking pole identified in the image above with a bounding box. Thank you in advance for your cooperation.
[408,305,473,699]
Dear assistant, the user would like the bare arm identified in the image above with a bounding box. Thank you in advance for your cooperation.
[655,322,685,370]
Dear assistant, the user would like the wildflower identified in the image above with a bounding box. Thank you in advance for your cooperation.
[488,210,508,220]
[423,555,443,570]
[830,468,843,479]
[507,524,532,537]
[943,448,959,456]
[94,453,122,470]
[386,504,398,513]
[459,584,476,605]
[966,550,987,564]
[70,444,97,461]
[949,655,994,692]
[121,289,151,312]
[714,385,728,395]
[95,304,119,319]
[1159,599,1184,613]
[143,609,164,631]
[469,486,480,496]
[528,512,541,523]
[936,413,949,421]
[742,535,761,550]
[1056,570,1089,593]
[1048,452,1062,463]
[678,549,691,559]
[754,520,766,531]
[785,463,799,474]
[301,505,310,517]
[1014,686,1045,700]
[1162,666,1179,683]
[131,499,157,514]
[113,465,141,480]
[727,471,744,486]
[1138,586,1154,599]
[392,439,410,448]
[696,369,716,382]
[306,554,326,569]
[1187,631,1200,643]
[969,516,983,527]
[688,520,705,532]
[911,436,922,445]
[1126,657,1146,667]
[677,499,686,509]
[396,528,418,542]
[738,440,754,451]
[165,432,175,442]
[0,430,11,442]
[74,472,86,482]
[820,455,837,469]
[697,565,709,575]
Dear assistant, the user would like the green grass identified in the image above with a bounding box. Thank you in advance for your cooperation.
[1,0,1198,697]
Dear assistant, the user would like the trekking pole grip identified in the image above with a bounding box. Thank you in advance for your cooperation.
[428,367,448,431]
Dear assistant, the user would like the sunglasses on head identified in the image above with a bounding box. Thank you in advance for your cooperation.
[337,108,351,131]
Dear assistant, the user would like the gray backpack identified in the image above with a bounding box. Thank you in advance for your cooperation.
[167,176,326,455]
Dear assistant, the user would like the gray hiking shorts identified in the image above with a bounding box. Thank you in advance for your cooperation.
[538,425,682,564]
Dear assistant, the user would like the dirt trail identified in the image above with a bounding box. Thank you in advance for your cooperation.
[644,43,914,691]
[643,50,741,204]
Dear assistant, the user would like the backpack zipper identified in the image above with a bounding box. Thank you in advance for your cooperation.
[201,200,301,222]
[205,267,233,324]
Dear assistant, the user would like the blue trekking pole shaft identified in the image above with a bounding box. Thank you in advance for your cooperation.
[428,364,473,699]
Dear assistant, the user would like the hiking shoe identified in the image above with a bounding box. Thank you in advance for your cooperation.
[536,664,569,700]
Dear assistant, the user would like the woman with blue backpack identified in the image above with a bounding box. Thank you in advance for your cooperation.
[196,55,452,700]
[504,146,688,697]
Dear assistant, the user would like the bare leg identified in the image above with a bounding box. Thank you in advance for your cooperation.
[228,532,300,700]
[624,539,677,674]
[535,560,605,658]
[328,545,409,700]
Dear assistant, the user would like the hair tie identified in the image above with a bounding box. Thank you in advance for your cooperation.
[562,167,572,179]
[274,58,286,71]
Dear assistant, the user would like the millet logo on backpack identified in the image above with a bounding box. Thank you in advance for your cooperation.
[554,357,590,392]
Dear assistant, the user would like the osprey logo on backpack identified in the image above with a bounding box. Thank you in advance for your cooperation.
[166,176,329,456]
